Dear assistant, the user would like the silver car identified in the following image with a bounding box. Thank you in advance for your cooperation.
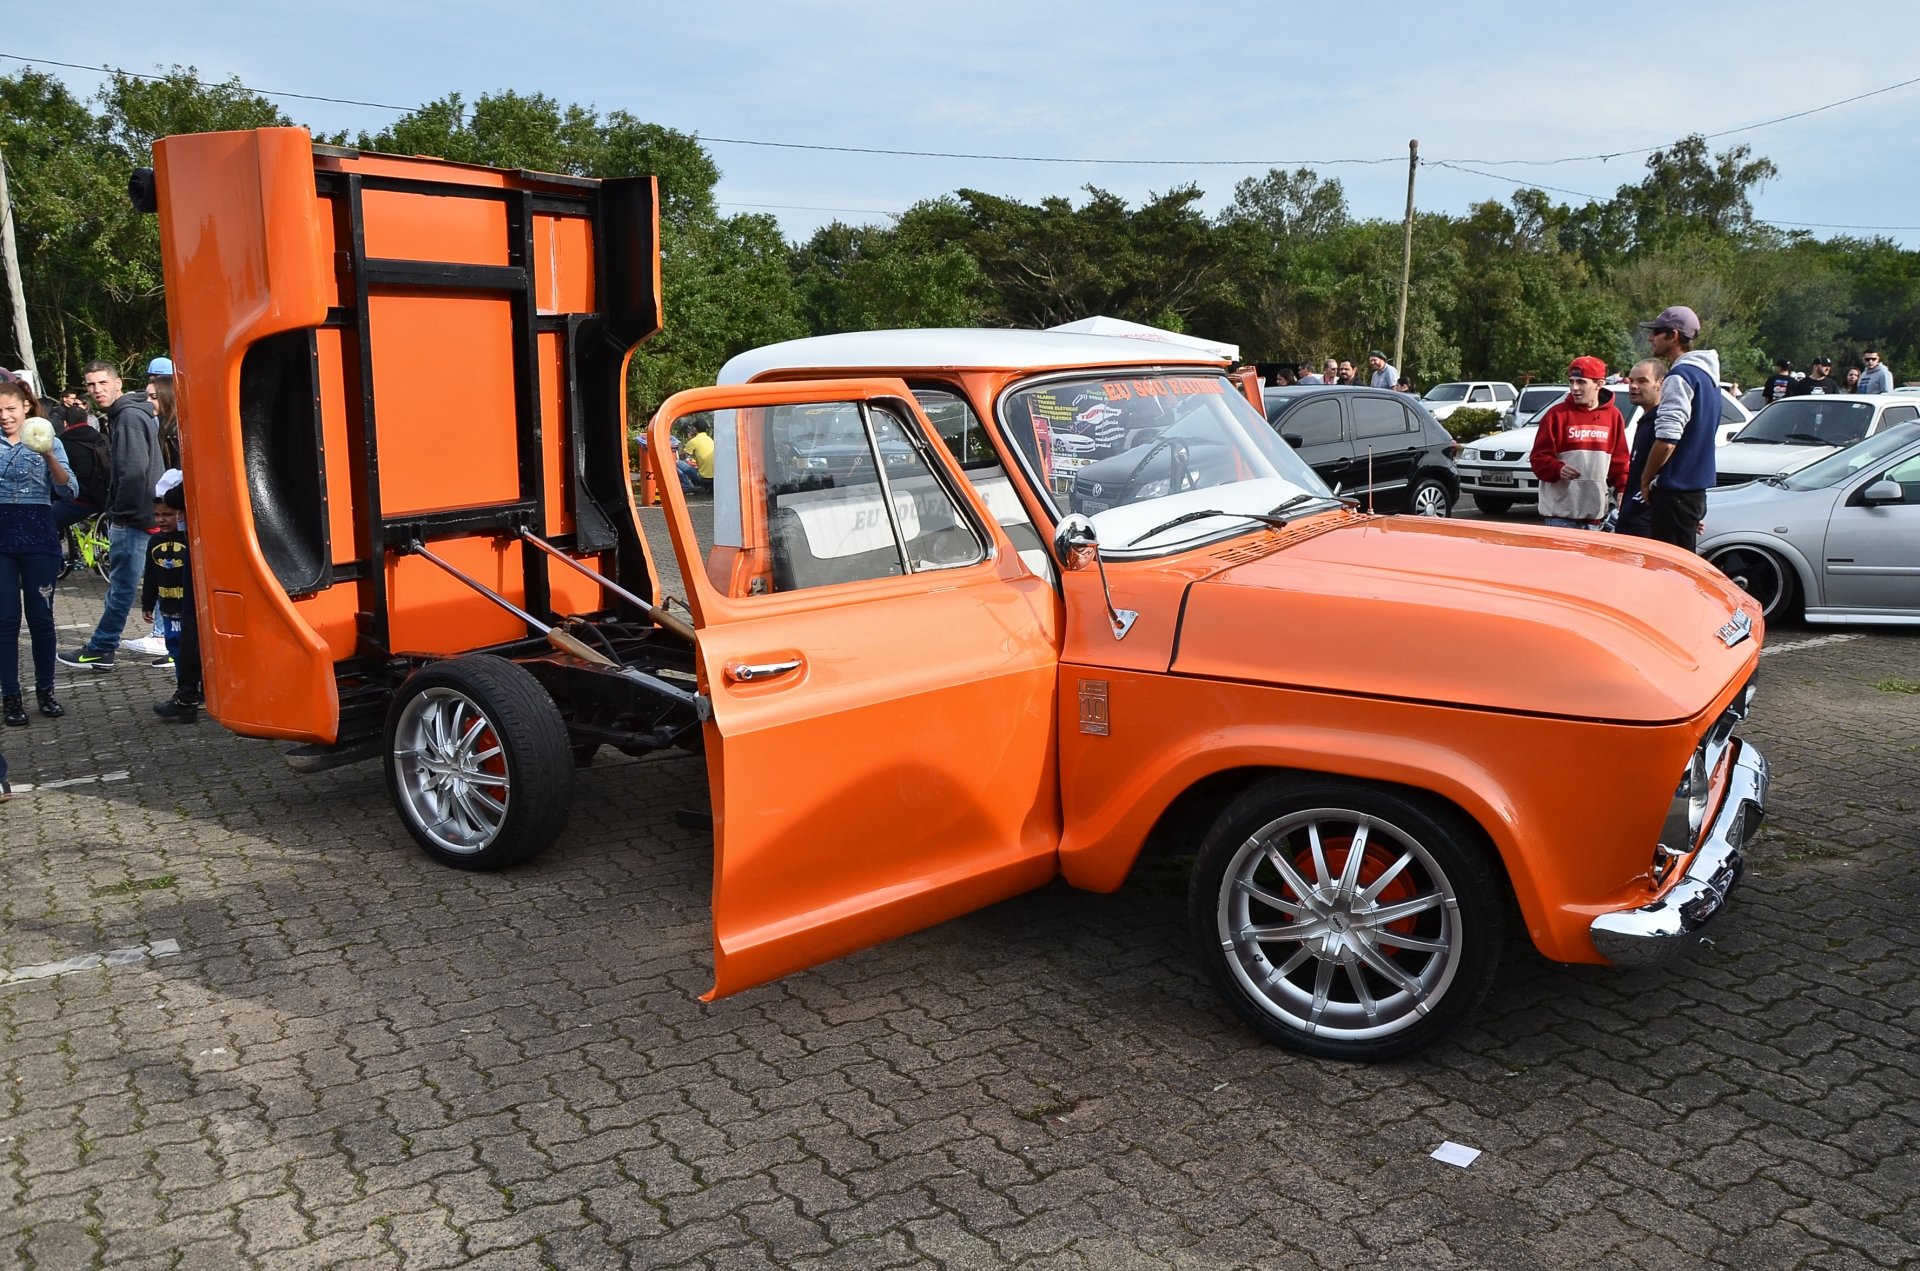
[1700,423,1920,624]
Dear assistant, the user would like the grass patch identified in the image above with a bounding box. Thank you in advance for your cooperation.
[89,875,178,898]
[1874,677,1920,694]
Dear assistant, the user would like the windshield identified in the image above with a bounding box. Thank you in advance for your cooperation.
[1423,383,1470,403]
[1782,423,1920,489]
[1001,371,1334,554]
[1734,399,1877,447]
[1516,387,1563,415]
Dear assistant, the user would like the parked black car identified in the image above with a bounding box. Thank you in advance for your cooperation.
[1261,386,1460,516]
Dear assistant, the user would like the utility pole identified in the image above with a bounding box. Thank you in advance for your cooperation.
[1393,139,1418,377]
[0,147,38,389]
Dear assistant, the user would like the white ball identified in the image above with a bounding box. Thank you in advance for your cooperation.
[20,418,55,454]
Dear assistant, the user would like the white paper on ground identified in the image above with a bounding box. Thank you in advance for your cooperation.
[1431,1141,1482,1167]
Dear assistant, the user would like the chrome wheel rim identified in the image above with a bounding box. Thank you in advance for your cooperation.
[1708,547,1785,618]
[392,688,510,854]
[1216,808,1462,1042]
[1410,484,1450,517]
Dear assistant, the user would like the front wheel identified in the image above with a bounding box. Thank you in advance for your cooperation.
[1472,494,1513,516]
[1706,544,1798,622]
[1189,777,1504,1062]
[1407,477,1453,517]
[383,654,574,870]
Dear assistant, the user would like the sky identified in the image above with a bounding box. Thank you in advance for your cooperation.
[10,0,1920,248]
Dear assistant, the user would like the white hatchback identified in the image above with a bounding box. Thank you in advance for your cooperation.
[1716,394,1920,485]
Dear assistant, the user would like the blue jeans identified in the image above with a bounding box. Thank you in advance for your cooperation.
[0,550,60,694]
[1542,517,1599,530]
[88,522,149,653]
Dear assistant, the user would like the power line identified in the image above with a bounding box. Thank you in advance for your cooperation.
[6,50,1919,233]
[1445,73,1920,166]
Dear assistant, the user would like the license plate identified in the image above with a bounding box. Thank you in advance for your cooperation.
[1481,472,1517,486]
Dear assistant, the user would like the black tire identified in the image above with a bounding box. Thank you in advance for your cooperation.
[1705,544,1799,623]
[1407,476,1454,518]
[56,529,76,581]
[382,654,573,870]
[1473,494,1513,516]
[1188,776,1504,1062]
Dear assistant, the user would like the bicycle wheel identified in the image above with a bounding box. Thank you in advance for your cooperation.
[57,528,77,581]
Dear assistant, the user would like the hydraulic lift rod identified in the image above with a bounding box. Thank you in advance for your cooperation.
[516,528,698,643]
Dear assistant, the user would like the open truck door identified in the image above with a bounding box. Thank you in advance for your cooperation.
[648,381,1063,998]
[155,128,703,867]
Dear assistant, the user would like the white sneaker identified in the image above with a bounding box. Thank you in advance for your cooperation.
[121,635,168,656]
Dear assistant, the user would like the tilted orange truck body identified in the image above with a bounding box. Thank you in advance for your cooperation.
[156,131,1768,1061]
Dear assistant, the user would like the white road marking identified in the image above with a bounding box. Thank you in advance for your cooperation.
[2,939,181,985]
[9,771,132,793]
[1761,633,1866,657]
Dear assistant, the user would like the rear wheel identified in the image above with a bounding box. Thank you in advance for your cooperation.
[1472,494,1513,516]
[1189,777,1504,1061]
[1407,477,1453,517]
[384,654,573,870]
[1706,544,1798,621]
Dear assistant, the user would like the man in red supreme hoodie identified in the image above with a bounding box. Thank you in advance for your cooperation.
[1528,355,1629,529]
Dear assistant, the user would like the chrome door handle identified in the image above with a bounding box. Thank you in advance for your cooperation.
[725,658,803,683]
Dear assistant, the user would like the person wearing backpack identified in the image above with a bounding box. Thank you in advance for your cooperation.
[53,403,110,530]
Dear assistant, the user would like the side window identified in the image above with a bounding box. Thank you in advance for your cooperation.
[1278,398,1343,446]
[1885,453,1920,502]
[913,384,1051,580]
[1493,384,1515,402]
[1468,386,1493,403]
[701,400,989,598]
[1352,396,1412,439]
[1880,406,1919,429]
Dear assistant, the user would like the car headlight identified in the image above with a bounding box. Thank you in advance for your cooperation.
[1653,674,1756,881]
[1134,478,1170,499]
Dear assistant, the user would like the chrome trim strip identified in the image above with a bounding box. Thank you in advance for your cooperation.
[1590,740,1768,969]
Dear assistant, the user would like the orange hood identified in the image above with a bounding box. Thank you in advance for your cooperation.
[1170,516,1759,724]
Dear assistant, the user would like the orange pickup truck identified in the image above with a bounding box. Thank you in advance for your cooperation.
[151,129,1768,1060]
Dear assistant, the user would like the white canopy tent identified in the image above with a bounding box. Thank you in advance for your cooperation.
[1046,316,1239,363]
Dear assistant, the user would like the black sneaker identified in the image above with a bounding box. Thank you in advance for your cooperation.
[57,645,116,671]
[150,655,175,670]
[153,695,200,722]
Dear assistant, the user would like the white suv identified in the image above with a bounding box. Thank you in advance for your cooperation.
[1420,381,1517,422]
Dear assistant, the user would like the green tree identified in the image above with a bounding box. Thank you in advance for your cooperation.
[791,212,985,334]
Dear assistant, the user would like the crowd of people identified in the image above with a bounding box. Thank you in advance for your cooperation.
[1761,350,1896,401]
[1268,350,1407,392]
[0,357,199,800]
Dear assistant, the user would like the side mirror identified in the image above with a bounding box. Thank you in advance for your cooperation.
[1281,434,1303,448]
[1862,479,1904,505]
[1049,514,1137,639]
[1052,513,1099,573]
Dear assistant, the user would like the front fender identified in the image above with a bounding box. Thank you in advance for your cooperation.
[1055,668,1723,964]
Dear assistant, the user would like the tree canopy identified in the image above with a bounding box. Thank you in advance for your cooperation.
[3,66,1916,409]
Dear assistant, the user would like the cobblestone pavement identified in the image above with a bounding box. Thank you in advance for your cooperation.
[2,564,1916,1270]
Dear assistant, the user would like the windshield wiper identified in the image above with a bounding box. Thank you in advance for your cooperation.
[1125,493,1331,547]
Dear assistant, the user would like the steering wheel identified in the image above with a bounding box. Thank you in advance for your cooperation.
[1124,434,1192,497]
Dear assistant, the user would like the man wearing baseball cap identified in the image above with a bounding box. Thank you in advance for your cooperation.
[1785,357,1838,396]
[1632,305,1720,552]
[1367,350,1397,389]
[1527,356,1628,530]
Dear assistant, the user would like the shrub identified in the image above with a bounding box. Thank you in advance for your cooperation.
[1440,407,1508,442]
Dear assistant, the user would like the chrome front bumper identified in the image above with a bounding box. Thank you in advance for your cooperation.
[1589,739,1769,968]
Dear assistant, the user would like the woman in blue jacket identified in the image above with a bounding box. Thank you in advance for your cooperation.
[0,376,79,727]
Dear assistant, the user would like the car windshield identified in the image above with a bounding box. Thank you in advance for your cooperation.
[1733,399,1877,447]
[1423,383,1470,403]
[1516,387,1563,414]
[1781,423,1920,490]
[1001,371,1334,554]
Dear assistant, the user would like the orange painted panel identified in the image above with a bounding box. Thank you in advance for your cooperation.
[367,294,521,514]
[386,537,531,655]
[361,189,509,266]
[532,214,595,315]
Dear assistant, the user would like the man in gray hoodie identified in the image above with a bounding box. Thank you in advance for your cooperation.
[60,362,163,671]
[1637,306,1721,553]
